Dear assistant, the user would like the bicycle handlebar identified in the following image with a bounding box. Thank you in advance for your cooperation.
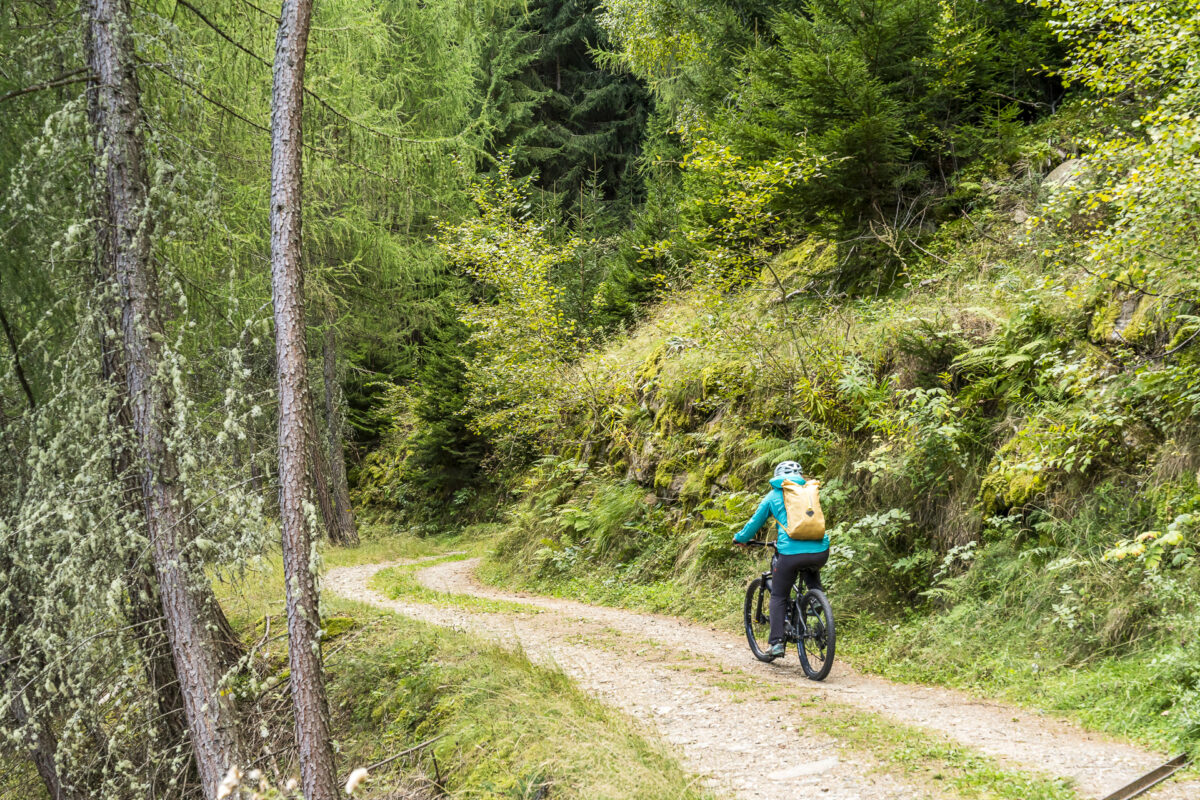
[742,540,775,549]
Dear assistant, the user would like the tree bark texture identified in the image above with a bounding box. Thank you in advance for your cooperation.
[97,279,191,755]
[307,393,356,546]
[270,0,340,797]
[322,323,358,545]
[82,1,242,796]
[306,406,341,543]
[6,684,77,800]
[0,300,35,411]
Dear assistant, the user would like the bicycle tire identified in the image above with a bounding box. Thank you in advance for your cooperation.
[743,577,775,662]
[796,588,835,681]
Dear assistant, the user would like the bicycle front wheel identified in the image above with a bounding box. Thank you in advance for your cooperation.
[796,589,835,681]
[744,577,774,662]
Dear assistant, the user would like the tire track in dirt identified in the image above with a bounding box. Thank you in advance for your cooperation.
[324,556,1196,800]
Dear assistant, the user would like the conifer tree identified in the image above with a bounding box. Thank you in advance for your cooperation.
[323,319,358,541]
[81,0,244,795]
[270,0,340,796]
[492,0,651,212]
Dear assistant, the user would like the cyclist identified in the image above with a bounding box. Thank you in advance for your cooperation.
[732,461,830,659]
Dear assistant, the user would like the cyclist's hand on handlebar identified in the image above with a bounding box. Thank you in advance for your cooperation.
[731,538,748,549]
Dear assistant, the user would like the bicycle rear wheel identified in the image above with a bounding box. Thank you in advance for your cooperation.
[743,577,774,662]
[796,589,835,681]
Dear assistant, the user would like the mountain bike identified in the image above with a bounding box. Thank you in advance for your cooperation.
[742,540,835,681]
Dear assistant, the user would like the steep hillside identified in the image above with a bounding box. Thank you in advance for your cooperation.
[476,127,1200,750]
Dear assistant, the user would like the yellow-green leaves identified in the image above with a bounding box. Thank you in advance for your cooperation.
[435,161,582,445]
[679,136,826,291]
[1026,0,1200,297]
[1105,512,1194,569]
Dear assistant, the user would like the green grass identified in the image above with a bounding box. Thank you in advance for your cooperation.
[0,759,42,800]
[215,531,713,800]
[477,557,744,626]
[481,542,1199,756]
[838,612,1189,752]
[328,605,713,800]
[663,651,1085,800]
[215,529,492,627]
[797,698,1079,800]
[369,554,538,615]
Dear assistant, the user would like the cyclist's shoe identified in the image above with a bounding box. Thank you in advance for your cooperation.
[767,642,786,659]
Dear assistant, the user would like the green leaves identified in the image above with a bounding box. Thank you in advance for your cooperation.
[1027,0,1200,299]
[677,135,826,289]
[435,160,584,449]
[1105,512,1196,569]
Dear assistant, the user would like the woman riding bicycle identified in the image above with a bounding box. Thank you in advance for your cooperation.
[732,461,830,660]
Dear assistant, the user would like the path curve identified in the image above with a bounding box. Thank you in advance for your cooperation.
[325,557,1195,800]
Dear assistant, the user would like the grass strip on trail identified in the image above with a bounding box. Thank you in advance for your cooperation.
[797,697,1080,800]
[328,604,714,800]
[370,553,539,615]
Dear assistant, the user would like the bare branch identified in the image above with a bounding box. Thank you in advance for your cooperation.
[0,68,92,104]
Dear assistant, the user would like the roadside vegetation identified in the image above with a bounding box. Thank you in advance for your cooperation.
[6,0,1200,796]
[216,541,713,800]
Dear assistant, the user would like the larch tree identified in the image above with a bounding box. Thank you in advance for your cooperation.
[81,0,242,795]
[270,0,341,797]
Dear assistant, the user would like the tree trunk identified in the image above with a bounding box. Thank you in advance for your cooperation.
[270,0,340,798]
[307,405,342,543]
[97,275,191,754]
[1,648,86,800]
[0,300,35,411]
[7,690,71,800]
[322,322,358,545]
[82,2,242,796]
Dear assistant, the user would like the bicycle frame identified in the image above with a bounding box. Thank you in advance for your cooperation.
[749,542,811,645]
[743,538,836,680]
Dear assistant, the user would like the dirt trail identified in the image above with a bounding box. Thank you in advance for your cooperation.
[324,557,1196,800]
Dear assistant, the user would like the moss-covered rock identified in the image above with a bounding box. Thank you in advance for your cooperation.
[979,464,1049,515]
[323,616,360,639]
[636,342,667,387]
[1089,290,1163,345]
[654,458,684,492]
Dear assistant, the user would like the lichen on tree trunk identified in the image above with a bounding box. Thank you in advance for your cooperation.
[81,0,243,795]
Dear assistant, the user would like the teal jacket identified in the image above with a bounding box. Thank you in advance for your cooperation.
[734,475,830,555]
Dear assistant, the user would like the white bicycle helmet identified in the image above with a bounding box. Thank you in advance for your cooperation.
[773,460,803,478]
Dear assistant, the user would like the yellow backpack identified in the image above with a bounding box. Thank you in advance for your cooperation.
[777,479,825,540]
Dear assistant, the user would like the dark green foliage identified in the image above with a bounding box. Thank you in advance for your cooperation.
[722,0,1062,283]
[491,0,652,213]
[592,116,690,323]
[735,1,924,217]
[407,322,488,502]
[338,252,464,441]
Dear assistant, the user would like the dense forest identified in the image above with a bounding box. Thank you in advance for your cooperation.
[3,0,1200,798]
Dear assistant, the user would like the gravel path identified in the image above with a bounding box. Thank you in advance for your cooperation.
[324,556,1196,800]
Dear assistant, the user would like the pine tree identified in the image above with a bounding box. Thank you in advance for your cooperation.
[270,0,341,795]
[492,0,652,213]
[408,321,488,502]
[82,0,244,792]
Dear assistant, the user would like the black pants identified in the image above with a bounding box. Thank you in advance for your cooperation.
[770,550,829,645]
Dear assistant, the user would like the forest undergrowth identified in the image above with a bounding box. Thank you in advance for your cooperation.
[467,170,1200,751]
[470,183,1200,754]
[8,0,1200,796]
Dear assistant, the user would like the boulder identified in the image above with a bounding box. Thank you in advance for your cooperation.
[1044,158,1087,189]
